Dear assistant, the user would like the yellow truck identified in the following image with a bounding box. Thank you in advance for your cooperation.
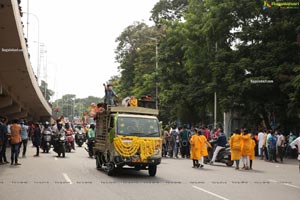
[94,106,162,176]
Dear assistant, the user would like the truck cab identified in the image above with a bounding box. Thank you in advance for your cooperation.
[94,106,162,176]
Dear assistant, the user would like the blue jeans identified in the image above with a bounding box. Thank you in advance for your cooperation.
[11,143,20,164]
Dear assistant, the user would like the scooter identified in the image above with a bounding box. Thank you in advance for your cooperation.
[41,130,52,153]
[75,130,86,147]
[205,139,234,167]
[53,134,66,158]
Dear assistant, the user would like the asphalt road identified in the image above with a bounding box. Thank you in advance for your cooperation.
[0,141,299,200]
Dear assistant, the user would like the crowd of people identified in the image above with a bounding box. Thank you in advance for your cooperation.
[1,114,300,170]
[162,125,300,170]
[0,116,95,166]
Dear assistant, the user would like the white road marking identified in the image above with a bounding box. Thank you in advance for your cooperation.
[193,186,230,200]
[283,183,300,189]
[268,179,278,183]
[54,157,58,160]
[268,179,300,189]
[62,173,73,184]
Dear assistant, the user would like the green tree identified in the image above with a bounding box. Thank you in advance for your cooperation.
[39,80,54,102]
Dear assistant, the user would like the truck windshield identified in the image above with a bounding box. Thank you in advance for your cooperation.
[117,116,160,137]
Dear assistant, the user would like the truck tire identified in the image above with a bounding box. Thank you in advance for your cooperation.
[96,154,102,170]
[106,162,115,176]
[148,165,157,177]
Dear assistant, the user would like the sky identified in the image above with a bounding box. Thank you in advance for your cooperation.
[20,0,160,101]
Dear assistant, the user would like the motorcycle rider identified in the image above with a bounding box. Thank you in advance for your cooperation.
[42,122,52,135]
[41,121,52,152]
[87,124,95,157]
[74,125,82,142]
[65,123,75,150]
[74,125,86,146]
[210,129,227,165]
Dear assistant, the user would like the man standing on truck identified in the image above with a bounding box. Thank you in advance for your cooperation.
[103,83,118,106]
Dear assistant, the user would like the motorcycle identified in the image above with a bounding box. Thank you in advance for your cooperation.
[53,134,66,158]
[41,130,52,153]
[66,133,75,152]
[204,139,234,167]
[85,138,95,158]
[75,130,86,147]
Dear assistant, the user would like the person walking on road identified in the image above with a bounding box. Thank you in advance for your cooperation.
[267,131,277,162]
[0,116,9,165]
[190,129,201,168]
[19,120,29,158]
[262,130,269,161]
[198,130,212,168]
[249,134,256,170]
[162,129,169,157]
[241,129,252,170]
[229,129,242,170]
[289,135,300,172]
[180,125,190,158]
[9,119,22,165]
[210,129,227,165]
[276,131,285,163]
[32,122,42,157]
[258,129,264,159]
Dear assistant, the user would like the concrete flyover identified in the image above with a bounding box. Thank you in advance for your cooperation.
[0,0,52,122]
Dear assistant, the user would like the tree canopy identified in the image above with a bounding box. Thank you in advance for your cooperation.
[112,0,300,133]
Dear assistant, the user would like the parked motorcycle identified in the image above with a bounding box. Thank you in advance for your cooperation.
[53,134,66,158]
[204,139,234,167]
[41,130,52,153]
[75,130,86,147]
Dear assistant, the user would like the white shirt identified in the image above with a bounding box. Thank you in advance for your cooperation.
[276,134,285,147]
[258,132,264,148]
[290,136,300,160]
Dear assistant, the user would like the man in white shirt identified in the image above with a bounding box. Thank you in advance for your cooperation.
[258,130,264,159]
[276,132,285,163]
[289,135,300,172]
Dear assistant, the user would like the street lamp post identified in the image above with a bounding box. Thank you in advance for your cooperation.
[214,42,218,130]
[23,12,40,84]
[147,37,159,110]
[155,40,158,110]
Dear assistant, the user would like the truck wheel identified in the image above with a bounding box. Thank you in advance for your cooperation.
[148,165,157,177]
[106,162,115,176]
[96,154,102,170]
